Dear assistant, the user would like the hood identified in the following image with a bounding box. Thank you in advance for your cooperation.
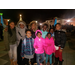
[35,30,42,36]
[17,21,27,29]
[28,21,38,32]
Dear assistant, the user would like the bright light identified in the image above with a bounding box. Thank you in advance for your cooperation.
[36,21,37,23]
[67,19,70,22]
[20,14,22,16]
[40,23,42,25]
[7,20,9,22]
[0,13,3,15]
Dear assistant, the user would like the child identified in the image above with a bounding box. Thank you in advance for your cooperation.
[44,33,56,65]
[41,24,48,39]
[16,21,26,65]
[4,21,17,65]
[34,30,45,65]
[29,21,38,64]
[49,28,55,64]
[54,23,66,65]
[21,29,34,65]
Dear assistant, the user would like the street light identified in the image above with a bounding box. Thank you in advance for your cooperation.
[36,21,37,23]
[40,23,42,25]
[7,19,9,22]
[67,19,70,22]
[20,14,22,16]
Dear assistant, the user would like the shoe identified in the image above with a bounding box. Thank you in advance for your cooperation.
[54,57,59,65]
[40,63,42,65]
[59,60,64,65]
[10,59,13,65]
[13,61,18,65]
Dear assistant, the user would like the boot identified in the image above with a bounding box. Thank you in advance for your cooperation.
[13,61,18,65]
[54,57,59,65]
[59,60,64,65]
[10,59,13,65]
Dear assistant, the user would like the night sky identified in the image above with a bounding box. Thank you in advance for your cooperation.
[0,9,75,24]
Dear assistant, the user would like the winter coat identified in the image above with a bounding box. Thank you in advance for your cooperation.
[16,21,27,46]
[44,37,56,55]
[54,30,66,49]
[33,30,45,54]
[21,37,34,57]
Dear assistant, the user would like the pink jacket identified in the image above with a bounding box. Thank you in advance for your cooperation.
[44,37,56,55]
[33,30,45,54]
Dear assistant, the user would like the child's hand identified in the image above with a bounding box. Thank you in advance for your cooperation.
[22,57,24,59]
[59,49,62,52]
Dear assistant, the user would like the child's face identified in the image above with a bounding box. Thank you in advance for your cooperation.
[56,24,61,30]
[9,22,15,29]
[20,24,24,29]
[43,25,47,31]
[48,34,51,38]
[31,23,36,30]
[26,31,32,38]
[50,29,54,34]
[37,33,41,38]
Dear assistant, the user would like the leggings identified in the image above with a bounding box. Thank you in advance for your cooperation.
[46,54,52,65]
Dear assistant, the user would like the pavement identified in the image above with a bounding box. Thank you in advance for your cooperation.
[0,32,75,65]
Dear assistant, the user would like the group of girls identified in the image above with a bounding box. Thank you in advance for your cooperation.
[4,20,66,65]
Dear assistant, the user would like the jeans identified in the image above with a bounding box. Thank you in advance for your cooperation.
[46,54,52,65]
[36,53,44,65]
[9,44,17,62]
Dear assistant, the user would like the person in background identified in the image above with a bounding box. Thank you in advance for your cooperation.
[21,29,34,65]
[41,24,48,39]
[16,21,27,65]
[44,33,56,65]
[29,21,38,64]
[34,30,45,65]
[54,23,66,65]
[0,23,3,40]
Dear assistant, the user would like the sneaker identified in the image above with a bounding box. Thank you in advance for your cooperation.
[40,63,42,65]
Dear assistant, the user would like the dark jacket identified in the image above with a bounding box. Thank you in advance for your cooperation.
[31,30,36,39]
[54,30,66,49]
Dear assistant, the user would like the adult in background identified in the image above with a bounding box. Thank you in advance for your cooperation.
[29,21,38,64]
[16,21,27,65]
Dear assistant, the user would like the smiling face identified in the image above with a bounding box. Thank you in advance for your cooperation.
[48,34,51,38]
[19,24,24,29]
[37,32,42,38]
[56,24,61,30]
[43,25,47,31]
[50,29,54,34]
[9,22,15,29]
[31,23,36,30]
[26,31,32,38]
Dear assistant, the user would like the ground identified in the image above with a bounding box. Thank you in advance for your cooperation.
[0,32,75,65]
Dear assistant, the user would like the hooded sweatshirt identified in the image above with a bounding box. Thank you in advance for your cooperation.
[34,30,45,54]
[16,21,27,46]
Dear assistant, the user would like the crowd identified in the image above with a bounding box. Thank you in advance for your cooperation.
[3,20,66,65]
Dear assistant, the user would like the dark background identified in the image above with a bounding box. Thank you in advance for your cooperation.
[0,9,75,24]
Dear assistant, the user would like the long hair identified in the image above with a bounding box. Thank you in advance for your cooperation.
[8,21,16,37]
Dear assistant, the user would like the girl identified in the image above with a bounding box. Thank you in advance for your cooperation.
[16,21,27,65]
[34,30,45,65]
[44,33,56,65]
[4,21,17,65]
